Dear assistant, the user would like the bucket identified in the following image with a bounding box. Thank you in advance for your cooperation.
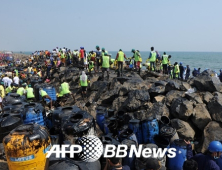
[118,128,138,145]
[128,119,143,144]
[3,124,51,170]
[107,109,114,117]
[167,139,187,170]
[154,135,170,149]
[160,125,179,144]
[142,117,159,144]
[159,115,170,128]
[103,117,117,135]
[121,139,137,170]
[96,111,107,132]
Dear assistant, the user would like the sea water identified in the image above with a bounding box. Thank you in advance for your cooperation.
[16,51,222,73]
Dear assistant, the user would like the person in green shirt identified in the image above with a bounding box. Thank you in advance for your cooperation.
[101,52,111,80]
[39,88,53,109]
[26,84,35,101]
[59,80,76,102]
[115,49,127,77]
[16,84,26,96]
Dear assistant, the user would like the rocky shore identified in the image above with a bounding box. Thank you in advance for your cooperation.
[1,64,222,169]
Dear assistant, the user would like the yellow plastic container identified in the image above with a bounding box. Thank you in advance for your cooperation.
[3,124,51,170]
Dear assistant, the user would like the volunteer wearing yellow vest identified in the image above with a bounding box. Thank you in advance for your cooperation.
[101,52,111,80]
[131,49,142,74]
[173,62,180,79]
[115,49,127,77]
[60,51,66,66]
[16,84,26,96]
[0,81,5,112]
[80,71,89,98]
[26,84,35,101]
[59,80,76,102]
[148,47,157,71]
[162,52,169,74]
[88,61,94,76]
[39,88,53,109]
[5,86,12,95]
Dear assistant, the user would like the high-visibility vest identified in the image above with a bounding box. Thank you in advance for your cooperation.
[174,64,180,73]
[117,51,124,62]
[80,75,88,86]
[27,87,35,98]
[89,61,94,70]
[17,87,24,96]
[40,90,48,97]
[162,55,168,64]
[5,86,12,94]
[134,51,140,62]
[102,55,110,68]
[61,82,70,95]
[150,51,157,62]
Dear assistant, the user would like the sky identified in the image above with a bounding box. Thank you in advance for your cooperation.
[0,0,222,52]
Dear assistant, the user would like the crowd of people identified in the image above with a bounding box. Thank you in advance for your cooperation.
[1,46,222,170]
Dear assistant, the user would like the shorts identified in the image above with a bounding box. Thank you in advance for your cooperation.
[136,61,141,68]
[102,68,109,72]
[81,86,87,92]
[0,97,2,102]
[61,58,65,63]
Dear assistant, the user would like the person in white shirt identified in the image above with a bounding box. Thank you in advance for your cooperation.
[28,66,33,73]
[13,76,19,85]
[7,77,13,87]
[2,76,9,87]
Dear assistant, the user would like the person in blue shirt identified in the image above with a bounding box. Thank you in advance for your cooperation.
[185,140,222,170]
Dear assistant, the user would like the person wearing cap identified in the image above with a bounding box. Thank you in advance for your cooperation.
[103,157,130,170]
[95,45,102,72]
[148,47,157,71]
[131,49,141,71]
[173,62,180,79]
[79,71,89,98]
[39,88,53,109]
[0,81,5,112]
[26,84,35,101]
[116,49,127,77]
[101,47,108,56]
[192,68,198,77]
[179,62,184,80]
[16,84,26,96]
[186,140,222,170]
[162,52,169,74]
[101,52,111,80]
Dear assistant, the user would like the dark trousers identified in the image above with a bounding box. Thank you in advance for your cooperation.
[47,66,51,78]
[150,62,156,71]
[162,64,168,74]
[118,61,123,76]
[96,58,100,71]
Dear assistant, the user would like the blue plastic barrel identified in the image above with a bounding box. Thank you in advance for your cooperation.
[42,86,57,102]
[122,139,136,170]
[128,119,143,144]
[23,107,45,125]
[96,111,107,132]
[167,139,187,170]
[118,128,138,145]
[142,117,159,144]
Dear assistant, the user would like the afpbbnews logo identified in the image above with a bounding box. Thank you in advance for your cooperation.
[46,135,177,162]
